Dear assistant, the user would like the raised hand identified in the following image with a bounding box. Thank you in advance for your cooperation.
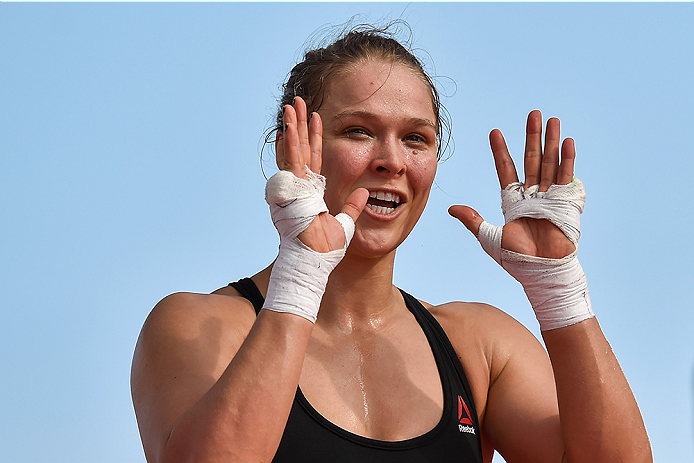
[275,97,368,253]
[449,110,577,260]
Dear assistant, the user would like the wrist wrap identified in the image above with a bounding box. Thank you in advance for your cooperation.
[263,168,354,323]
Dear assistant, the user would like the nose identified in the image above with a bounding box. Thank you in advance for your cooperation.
[371,138,406,177]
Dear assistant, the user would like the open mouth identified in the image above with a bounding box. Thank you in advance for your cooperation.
[366,191,401,215]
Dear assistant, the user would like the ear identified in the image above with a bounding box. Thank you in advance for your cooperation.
[275,129,284,170]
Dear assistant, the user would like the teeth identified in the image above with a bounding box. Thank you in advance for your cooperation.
[368,191,401,204]
[367,204,396,214]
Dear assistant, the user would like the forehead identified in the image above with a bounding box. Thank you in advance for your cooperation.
[320,60,435,122]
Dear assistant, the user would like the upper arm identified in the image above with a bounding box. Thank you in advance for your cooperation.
[435,302,565,463]
[130,292,256,462]
[480,310,565,463]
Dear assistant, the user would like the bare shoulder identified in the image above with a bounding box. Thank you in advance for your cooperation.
[424,300,549,427]
[131,291,257,459]
[428,300,536,340]
[134,291,257,366]
[426,300,526,370]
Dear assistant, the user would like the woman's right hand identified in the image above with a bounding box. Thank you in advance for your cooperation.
[276,97,368,253]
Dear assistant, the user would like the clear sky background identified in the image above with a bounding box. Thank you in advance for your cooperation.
[1,3,692,462]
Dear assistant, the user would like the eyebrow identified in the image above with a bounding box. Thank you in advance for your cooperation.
[331,110,436,130]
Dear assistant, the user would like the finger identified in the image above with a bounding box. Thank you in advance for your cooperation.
[448,205,484,237]
[340,188,369,224]
[539,117,561,192]
[523,110,543,189]
[293,96,311,168]
[280,104,305,178]
[489,129,519,189]
[557,137,576,184]
[309,112,323,174]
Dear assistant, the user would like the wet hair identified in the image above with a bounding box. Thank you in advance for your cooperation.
[271,22,451,161]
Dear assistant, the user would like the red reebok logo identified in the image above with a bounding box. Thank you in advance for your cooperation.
[458,395,473,425]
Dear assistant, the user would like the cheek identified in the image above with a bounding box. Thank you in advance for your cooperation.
[407,154,438,190]
[321,143,371,182]
[320,145,371,210]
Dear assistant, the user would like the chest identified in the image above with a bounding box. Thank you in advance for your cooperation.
[299,320,444,441]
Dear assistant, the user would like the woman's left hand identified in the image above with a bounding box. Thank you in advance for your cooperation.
[449,110,576,259]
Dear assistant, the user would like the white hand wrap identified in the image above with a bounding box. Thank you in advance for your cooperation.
[263,168,354,323]
[477,179,594,330]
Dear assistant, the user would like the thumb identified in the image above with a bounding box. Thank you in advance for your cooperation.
[448,205,485,237]
[340,188,369,223]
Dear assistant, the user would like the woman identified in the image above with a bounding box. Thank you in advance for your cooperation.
[131,26,652,462]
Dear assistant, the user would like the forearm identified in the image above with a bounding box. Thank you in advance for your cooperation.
[543,318,652,463]
[160,161,360,461]
[162,310,312,463]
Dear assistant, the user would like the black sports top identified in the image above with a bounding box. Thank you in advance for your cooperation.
[229,278,484,462]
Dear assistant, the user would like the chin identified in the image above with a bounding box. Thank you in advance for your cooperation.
[346,229,407,260]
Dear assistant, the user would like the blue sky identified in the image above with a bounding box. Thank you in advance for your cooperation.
[1,3,692,462]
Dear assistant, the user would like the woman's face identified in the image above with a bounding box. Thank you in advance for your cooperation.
[317,60,438,258]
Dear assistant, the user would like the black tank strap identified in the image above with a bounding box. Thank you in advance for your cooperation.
[398,290,483,436]
[228,278,264,315]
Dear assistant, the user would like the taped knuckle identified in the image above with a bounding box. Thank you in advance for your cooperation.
[500,179,585,246]
[266,168,328,239]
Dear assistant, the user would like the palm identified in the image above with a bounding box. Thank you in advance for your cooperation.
[297,213,349,253]
[502,218,575,259]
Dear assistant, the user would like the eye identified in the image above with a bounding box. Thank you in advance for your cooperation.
[344,127,371,138]
[404,133,428,144]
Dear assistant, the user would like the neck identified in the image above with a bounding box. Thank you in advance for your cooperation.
[317,250,402,332]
